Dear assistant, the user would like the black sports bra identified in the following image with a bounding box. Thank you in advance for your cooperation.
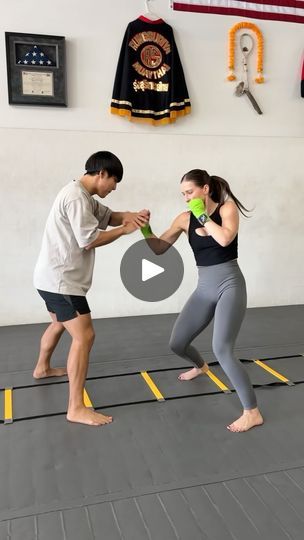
[188,205,238,266]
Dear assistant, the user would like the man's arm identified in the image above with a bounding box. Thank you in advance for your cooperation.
[85,222,136,250]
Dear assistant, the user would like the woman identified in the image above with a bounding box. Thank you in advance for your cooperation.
[142,169,263,432]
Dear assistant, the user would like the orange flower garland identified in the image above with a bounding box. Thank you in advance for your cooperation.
[227,22,264,84]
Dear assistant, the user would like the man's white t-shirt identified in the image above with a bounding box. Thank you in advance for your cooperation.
[34,179,112,295]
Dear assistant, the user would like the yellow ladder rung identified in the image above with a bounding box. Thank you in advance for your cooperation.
[83,388,94,409]
[206,369,231,393]
[254,359,293,385]
[141,372,165,402]
[4,388,13,424]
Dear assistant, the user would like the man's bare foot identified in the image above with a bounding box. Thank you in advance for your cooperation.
[227,408,264,433]
[178,363,209,381]
[33,367,67,379]
[67,407,113,426]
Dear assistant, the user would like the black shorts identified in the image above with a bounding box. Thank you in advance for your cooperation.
[37,290,91,322]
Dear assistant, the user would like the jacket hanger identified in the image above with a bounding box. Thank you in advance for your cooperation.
[142,0,162,21]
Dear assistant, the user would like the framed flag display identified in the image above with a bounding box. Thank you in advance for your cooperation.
[5,32,67,106]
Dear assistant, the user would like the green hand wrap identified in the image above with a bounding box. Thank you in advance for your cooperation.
[141,223,153,239]
[187,198,210,226]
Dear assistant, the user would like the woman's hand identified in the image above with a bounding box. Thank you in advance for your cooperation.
[188,198,209,226]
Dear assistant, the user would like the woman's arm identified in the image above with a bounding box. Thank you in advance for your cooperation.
[204,200,239,247]
[144,212,189,254]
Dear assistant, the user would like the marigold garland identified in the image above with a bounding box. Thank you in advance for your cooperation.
[227,22,264,84]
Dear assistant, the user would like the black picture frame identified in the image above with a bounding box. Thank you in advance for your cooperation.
[5,32,67,107]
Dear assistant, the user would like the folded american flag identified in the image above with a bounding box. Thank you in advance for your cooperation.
[171,1,304,24]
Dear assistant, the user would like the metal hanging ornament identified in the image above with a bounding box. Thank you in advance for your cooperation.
[234,33,263,115]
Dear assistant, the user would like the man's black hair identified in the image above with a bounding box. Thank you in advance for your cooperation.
[85,151,123,182]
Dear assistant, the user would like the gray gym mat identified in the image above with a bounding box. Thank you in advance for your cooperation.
[2,468,304,540]
[1,305,304,373]
[1,305,304,540]
[1,384,304,521]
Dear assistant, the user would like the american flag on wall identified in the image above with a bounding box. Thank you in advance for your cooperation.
[171,1,304,23]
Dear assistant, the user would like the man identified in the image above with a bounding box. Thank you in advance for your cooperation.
[33,151,149,426]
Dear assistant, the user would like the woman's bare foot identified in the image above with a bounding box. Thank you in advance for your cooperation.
[33,367,67,379]
[227,408,264,433]
[178,363,209,381]
[67,407,113,426]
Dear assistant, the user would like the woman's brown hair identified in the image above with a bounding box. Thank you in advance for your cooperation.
[181,169,250,216]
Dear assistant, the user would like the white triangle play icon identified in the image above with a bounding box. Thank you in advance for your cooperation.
[142,259,165,282]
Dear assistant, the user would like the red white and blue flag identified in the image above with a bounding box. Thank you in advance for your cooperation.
[171,1,304,23]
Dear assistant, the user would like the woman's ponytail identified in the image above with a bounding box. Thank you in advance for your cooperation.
[210,175,250,216]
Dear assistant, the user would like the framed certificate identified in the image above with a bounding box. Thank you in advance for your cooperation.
[5,32,67,106]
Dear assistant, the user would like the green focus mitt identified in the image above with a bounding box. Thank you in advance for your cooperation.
[187,198,210,226]
[141,223,154,239]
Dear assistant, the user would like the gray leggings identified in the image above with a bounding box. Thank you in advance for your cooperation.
[169,260,257,410]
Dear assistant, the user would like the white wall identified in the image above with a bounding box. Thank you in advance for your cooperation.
[0,0,303,325]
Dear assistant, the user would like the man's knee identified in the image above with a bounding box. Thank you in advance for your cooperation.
[73,327,95,349]
[52,321,65,335]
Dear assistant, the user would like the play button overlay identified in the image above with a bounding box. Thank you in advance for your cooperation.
[120,239,184,302]
[142,259,164,282]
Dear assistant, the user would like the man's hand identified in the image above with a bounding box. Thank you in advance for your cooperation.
[122,209,150,228]
[122,221,138,234]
